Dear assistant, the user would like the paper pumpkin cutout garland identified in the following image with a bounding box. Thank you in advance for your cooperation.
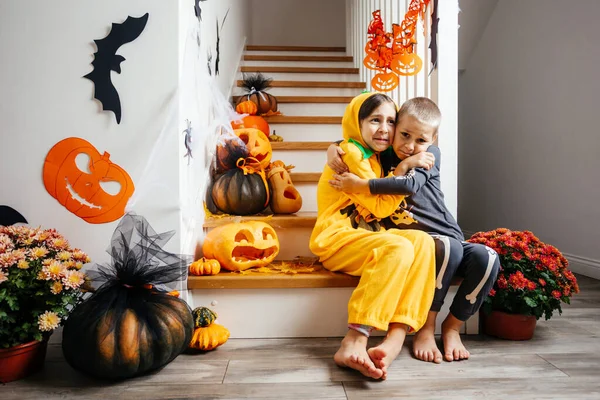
[364,1,433,92]
[84,13,149,124]
[43,137,134,224]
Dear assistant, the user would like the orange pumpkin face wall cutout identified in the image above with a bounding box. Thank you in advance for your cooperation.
[43,137,135,224]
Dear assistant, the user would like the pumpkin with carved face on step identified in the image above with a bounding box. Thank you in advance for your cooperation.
[202,221,279,271]
[267,161,302,214]
[233,128,272,170]
[43,137,134,224]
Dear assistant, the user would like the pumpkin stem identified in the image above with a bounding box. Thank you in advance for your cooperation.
[101,152,111,160]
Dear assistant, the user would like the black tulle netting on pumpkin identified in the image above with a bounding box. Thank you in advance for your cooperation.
[62,213,194,380]
[86,212,191,292]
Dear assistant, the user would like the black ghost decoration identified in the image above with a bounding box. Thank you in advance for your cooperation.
[84,13,149,124]
[194,0,209,21]
[0,206,28,226]
[214,9,230,76]
[429,0,439,71]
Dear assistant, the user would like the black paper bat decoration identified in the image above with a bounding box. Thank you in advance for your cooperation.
[194,0,209,21]
[214,8,230,76]
[84,13,149,124]
[0,205,28,226]
[429,0,439,71]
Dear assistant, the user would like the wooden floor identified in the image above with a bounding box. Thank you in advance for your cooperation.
[4,274,600,399]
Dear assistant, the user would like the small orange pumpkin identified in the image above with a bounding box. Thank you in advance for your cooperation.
[189,323,230,351]
[203,221,280,271]
[231,115,270,137]
[235,100,258,115]
[234,128,272,170]
[189,258,221,276]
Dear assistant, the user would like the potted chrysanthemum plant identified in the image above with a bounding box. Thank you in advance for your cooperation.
[467,228,579,340]
[0,225,89,382]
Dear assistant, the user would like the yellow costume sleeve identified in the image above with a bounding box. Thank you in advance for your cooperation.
[339,142,405,219]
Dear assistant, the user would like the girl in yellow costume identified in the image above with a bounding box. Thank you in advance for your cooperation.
[309,92,436,380]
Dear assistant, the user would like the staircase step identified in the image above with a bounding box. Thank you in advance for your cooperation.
[265,116,341,124]
[237,80,365,89]
[244,55,353,62]
[241,66,359,74]
[204,212,317,229]
[271,142,330,150]
[289,172,321,182]
[277,103,346,117]
[246,45,346,52]
[270,124,341,141]
[233,96,354,104]
[188,261,358,289]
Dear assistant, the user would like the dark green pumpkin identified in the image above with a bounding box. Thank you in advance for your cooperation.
[211,168,268,215]
[192,306,217,327]
[62,287,194,380]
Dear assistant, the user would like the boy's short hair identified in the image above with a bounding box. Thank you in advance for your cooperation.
[397,97,442,133]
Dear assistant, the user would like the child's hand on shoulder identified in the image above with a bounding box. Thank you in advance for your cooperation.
[329,172,369,194]
[395,152,435,175]
[327,144,349,174]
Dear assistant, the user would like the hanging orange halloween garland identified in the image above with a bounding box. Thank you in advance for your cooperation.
[364,0,432,92]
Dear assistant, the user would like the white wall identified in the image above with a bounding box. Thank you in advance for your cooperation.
[458,0,600,277]
[457,0,498,71]
[0,1,180,263]
[248,0,346,47]
[0,0,248,269]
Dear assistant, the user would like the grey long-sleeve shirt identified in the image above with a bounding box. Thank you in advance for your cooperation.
[370,145,464,241]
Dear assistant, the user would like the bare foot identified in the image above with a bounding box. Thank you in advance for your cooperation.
[442,319,470,362]
[334,332,383,379]
[412,328,443,364]
[367,323,407,380]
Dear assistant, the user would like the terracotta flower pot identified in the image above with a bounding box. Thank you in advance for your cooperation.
[481,310,537,340]
[0,339,49,383]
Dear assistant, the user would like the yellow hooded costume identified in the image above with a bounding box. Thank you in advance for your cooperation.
[309,93,436,331]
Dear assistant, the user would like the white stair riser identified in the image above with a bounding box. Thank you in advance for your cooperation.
[273,227,313,259]
[189,286,476,338]
[269,124,341,141]
[241,72,359,82]
[295,183,318,213]
[234,87,363,97]
[273,150,326,173]
[245,50,348,57]
[243,60,356,68]
[277,103,347,117]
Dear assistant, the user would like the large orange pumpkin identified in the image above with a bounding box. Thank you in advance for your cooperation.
[234,128,272,170]
[203,221,280,271]
[231,115,270,137]
[43,137,134,224]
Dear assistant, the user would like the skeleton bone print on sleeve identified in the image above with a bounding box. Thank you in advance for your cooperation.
[465,246,498,304]
[430,234,451,289]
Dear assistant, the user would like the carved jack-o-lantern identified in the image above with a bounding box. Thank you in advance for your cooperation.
[267,161,302,214]
[43,137,134,224]
[202,221,280,271]
[371,71,399,92]
[391,53,423,77]
[234,128,272,170]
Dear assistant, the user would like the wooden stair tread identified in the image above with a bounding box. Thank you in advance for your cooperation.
[237,80,365,89]
[244,55,353,62]
[289,172,321,183]
[264,116,341,124]
[246,45,346,52]
[204,212,317,228]
[188,262,463,290]
[271,142,330,150]
[233,96,355,104]
[241,66,359,74]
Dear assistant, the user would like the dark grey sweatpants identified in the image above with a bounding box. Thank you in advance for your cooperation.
[429,235,500,321]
